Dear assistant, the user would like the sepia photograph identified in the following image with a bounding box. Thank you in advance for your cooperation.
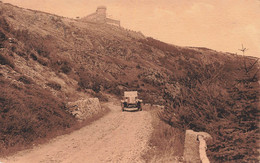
[0,0,259,162]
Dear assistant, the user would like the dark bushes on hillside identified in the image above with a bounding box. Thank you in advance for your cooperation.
[160,57,259,162]
[77,68,123,96]
[18,75,33,85]
[0,29,7,41]
[77,70,102,93]
[60,62,72,74]
[37,57,48,66]
[30,53,38,61]
[46,81,62,91]
[0,78,75,156]
[0,54,14,68]
[14,30,56,59]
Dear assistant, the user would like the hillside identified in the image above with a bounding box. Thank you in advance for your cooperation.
[0,2,259,162]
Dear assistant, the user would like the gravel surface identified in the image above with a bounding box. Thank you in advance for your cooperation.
[1,102,152,163]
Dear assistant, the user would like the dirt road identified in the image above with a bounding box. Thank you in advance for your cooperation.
[1,102,152,163]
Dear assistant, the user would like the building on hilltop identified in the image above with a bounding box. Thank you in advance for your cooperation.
[82,6,120,27]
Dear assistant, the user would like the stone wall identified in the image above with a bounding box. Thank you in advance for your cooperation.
[67,98,104,121]
[106,18,120,27]
[183,130,212,163]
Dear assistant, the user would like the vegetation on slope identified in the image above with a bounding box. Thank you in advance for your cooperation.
[0,2,259,162]
[158,49,259,161]
[0,76,76,155]
[139,37,259,162]
[142,105,184,162]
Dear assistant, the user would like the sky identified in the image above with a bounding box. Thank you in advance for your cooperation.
[2,0,260,58]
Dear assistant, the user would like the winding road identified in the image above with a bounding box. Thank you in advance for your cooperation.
[1,102,153,163]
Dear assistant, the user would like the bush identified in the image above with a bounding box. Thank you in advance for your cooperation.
[94,92,108,102]
[30,53,38,61]
[37,57,48,66]
[61,63,71,74]
[0,54,15,68]
[77,70,109,94]
[46,81,61,91]
[0,29,7,41]
[18,75,32,85]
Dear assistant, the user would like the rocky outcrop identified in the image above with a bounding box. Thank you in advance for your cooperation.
[67,98,104,121]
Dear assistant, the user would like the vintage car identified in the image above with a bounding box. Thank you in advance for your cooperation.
[121,91,142,111]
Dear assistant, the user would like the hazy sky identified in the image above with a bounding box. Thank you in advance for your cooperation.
[2,0,260,58]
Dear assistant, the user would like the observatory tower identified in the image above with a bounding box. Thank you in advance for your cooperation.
[82,6,120,27]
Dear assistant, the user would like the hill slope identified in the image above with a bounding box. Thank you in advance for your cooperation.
[0,2,259,162]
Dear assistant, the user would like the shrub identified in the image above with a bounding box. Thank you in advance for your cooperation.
[77,70,109,94]
[0,54,14,68]
[37,57,48,66]
[0,29,7,41]
[30,53,38,61]
[94,92,108,102]
[60,62,71,74]
[18,75,32,85]
[46,81,61,91]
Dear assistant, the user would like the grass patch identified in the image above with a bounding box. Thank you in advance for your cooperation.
[142,106,185,163]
